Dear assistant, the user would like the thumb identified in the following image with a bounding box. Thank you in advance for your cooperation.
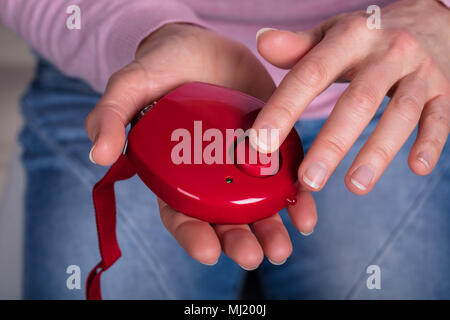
[255,27,324,69]
[85,62,156,166]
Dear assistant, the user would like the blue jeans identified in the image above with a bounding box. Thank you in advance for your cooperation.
[19,58,450,299]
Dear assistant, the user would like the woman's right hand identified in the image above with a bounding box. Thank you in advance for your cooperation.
[85,23,318,269]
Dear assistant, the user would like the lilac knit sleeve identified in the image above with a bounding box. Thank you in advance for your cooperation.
[0,0,209,92]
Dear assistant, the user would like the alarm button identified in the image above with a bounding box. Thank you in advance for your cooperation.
[233,137,281,177]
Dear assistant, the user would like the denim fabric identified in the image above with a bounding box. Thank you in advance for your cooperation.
[19,58,449,299]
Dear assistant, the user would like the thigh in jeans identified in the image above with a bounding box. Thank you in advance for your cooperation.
[258,97,450,299]
[20,58,245,299]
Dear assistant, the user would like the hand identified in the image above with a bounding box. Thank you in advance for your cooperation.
[85,23,317,269]
[252,0,450,194]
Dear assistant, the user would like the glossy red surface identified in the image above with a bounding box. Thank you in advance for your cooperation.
[126,82,304,224]
[234,136,279,177]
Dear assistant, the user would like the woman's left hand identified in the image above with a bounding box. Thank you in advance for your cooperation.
[252,0,450,194]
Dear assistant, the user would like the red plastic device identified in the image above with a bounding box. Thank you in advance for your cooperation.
[86,82,304,299]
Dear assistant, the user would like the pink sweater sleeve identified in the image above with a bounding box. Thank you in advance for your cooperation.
[0,0,207,92]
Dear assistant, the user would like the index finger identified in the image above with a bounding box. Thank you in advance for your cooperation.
[250,27,368,153]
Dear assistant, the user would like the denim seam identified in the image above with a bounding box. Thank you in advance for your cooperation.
[22,113,177,299]
[344,148,450,299]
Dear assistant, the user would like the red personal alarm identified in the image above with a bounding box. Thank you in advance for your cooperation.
[86,82,304,299]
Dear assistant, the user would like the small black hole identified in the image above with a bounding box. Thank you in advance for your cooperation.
[226,177,233,184]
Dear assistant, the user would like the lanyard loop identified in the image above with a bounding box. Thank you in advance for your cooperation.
[86,154,136,300]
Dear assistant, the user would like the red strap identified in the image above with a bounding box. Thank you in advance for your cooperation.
[86,154,136,300]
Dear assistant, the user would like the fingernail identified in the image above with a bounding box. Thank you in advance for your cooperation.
[254,125,279,153]
[268,258,286,266]
[239,264,258,271]
[300,229,314,236]
[89,143,97,164]
[256,27,277,41]
[201,260,218,267]
[417,151,431,169]
[302,161,328,190]
[350,164,374,191]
